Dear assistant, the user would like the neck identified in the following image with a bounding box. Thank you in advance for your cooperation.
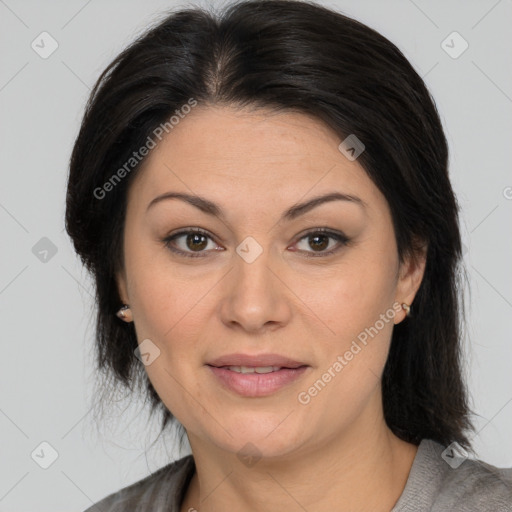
[180,397,418,512]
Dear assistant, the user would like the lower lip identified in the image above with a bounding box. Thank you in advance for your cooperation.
[207,365,309,397]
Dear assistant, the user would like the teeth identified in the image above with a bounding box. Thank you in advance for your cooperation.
[227,365,281,374]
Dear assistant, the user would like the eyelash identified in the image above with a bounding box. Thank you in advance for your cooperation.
[162,227,350,259]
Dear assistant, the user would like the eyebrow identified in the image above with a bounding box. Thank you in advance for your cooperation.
[146,191,366,222]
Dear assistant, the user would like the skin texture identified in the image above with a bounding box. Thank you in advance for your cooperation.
[116,105,427,512]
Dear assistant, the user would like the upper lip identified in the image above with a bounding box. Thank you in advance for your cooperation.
[207,353,308,369]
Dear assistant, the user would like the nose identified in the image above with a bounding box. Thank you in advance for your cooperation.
[219,244,292,334]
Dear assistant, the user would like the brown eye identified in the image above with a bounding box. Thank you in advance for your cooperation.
[163,229,221,258]
[307,233,330,252]
[294,229,349,257]
[185,232,209,251]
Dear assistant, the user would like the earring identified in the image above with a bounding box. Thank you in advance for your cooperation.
[401,302,411,317]
[116,304,132,322]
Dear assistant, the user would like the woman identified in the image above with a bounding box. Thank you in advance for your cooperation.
[65,0,512,510]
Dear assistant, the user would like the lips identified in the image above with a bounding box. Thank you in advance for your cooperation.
[207,353,307,369]
[224,365,282,374]
[206,353,310,397]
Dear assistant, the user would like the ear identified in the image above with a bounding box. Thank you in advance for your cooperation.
[393,240,428,325]
[116,268,129,305]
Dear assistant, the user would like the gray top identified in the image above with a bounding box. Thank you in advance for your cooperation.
[84,438,512,511]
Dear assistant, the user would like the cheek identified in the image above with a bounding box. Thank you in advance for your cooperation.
[300,253,397,337]
[297,293,396,431]
[130,274,208,350]
[126,269,211,425]
[296,254,398,410]
[123,235,196,334]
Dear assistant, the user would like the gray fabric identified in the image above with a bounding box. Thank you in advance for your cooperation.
[84,438,512,511]
[390,439,512,511]
[83,455,195,512]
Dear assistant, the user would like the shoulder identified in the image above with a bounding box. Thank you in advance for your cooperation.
[82,454,195,512]
[393,439,512,512]
[424,439,512,512]
[434,455,512,511]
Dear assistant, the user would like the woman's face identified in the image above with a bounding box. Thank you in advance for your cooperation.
[117,105,425,459]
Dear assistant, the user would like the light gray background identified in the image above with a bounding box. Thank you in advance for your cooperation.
[0,0,511,510]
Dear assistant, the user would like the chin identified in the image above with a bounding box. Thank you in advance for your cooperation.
[204,410,308,460]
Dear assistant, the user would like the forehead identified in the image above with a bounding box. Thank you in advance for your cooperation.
[127,105,387,218]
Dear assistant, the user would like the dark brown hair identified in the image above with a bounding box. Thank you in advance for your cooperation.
[65,0,475,452]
